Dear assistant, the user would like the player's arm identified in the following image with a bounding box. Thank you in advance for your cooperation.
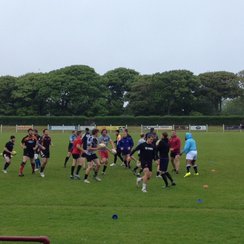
[4,145,13,155]
[180,141,190,155]
[20,138,26,149]
[130,144,142,156]
[109,139,115,149]
[76,143,85,153]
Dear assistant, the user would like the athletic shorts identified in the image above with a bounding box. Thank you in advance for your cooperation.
[159,158,169,172]
[23,149,34,158]
[121,149,131,156]
[186,151,197,161]
[170,151,180,158]
[3,153,11,161]
[81,153,88,158]
[68,143,73,152]
[72,154,80,160]
[40,150,50,159]
[99,150,109,159]
[86,154,98,162]
[141,160,152,172]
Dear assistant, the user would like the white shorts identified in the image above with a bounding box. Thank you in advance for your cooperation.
[186,151,197,161]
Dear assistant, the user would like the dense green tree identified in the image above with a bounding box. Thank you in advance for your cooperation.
[102,68,139,115]
[0,76,17,115]
[198,71,241,113]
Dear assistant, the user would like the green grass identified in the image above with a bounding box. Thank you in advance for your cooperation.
[0,131,244,243]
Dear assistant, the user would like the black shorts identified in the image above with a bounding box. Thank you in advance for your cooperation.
[141,160,152,172]
[170,152,180,158]
[72,154,80,159]
[121,149,131,156]
[86,154,98,162]
[160,158,169,172]
[40,150,50,159]
[81,153,88,158]
[23,149,34,158]
[68,143,73,152]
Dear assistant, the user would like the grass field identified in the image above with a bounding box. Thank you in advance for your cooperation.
[0,131,244,244]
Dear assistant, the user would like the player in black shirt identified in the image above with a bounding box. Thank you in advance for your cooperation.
[2,135,16,173]
[18,128,38,176]
[39,129,52,178]
[33,129,41,171]
[130,134,157,193]
[156,132,176,188]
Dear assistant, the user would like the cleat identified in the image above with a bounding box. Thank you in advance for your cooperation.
[141,188,147,193]
[171,182,176,186]
[34,168,39,172]
[156,175,161,178]
[110,163,116,167]
[136,177,142,187]
[84,179,90,184]
[70,175,74,179]
[184,172,191,178]
[40,172,45,178]
[2,170,7,174]
[194,173,199,176]
[19,173,24,177]
[94,176,102,182]
[74,174,81,180]
[101,172,106,175]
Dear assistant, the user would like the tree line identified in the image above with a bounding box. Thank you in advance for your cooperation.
[0,65,243,116]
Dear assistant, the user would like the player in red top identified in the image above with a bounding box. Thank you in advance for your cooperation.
[70,131,86,179]
[169,130,181,174]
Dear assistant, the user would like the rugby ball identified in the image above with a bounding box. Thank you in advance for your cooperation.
[12,151,17,155]
[99,143,106,148]
[111,149,117,154]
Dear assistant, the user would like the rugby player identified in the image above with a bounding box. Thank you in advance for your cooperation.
[98,129,115,174]
[83,129,102,183]
[70,131,86,179]
[157,132,176,188]
[110,129,123,167]
[117,129,134,168]
[169,130,181,174]
[33,129,41,171]
[180,133,199,177]
[2,135,16,173]
[130,134,156,193]
[18,128,38,176]
[39,129,52,178]
[64,130,77,168]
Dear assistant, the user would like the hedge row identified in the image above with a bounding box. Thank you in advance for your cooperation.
[0,116,244,126]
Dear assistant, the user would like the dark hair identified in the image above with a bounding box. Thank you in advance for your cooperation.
[115,129,120,133]
[140,133,144,138]
[34,129,38,133]
[162,132,168,138]
[85,128,89,132]
[92,128,99,135]
[10,135,15,140]
[150,128,154,132]
[147,133,154,139]
[124,128,128,133]
[101,128,107,134]
[28,128,33,132]
[76,130,82,136]
[43,128,48,133]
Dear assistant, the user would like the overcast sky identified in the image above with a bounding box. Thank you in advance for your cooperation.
[0,0,243,76]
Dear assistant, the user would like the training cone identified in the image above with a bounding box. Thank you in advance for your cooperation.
[112,214,118,220]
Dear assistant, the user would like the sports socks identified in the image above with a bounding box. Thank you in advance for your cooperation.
[71,166,75,176]
[186,164,191,172]
[103,165,107,173]
[193,165,198,173]
[64,156,70,167]
[4,162,10,170]
[76,165,82,175]
[161,173,168,186]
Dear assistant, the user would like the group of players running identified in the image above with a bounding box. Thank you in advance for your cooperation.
[2,126,199,193]
[62,127,199,193]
